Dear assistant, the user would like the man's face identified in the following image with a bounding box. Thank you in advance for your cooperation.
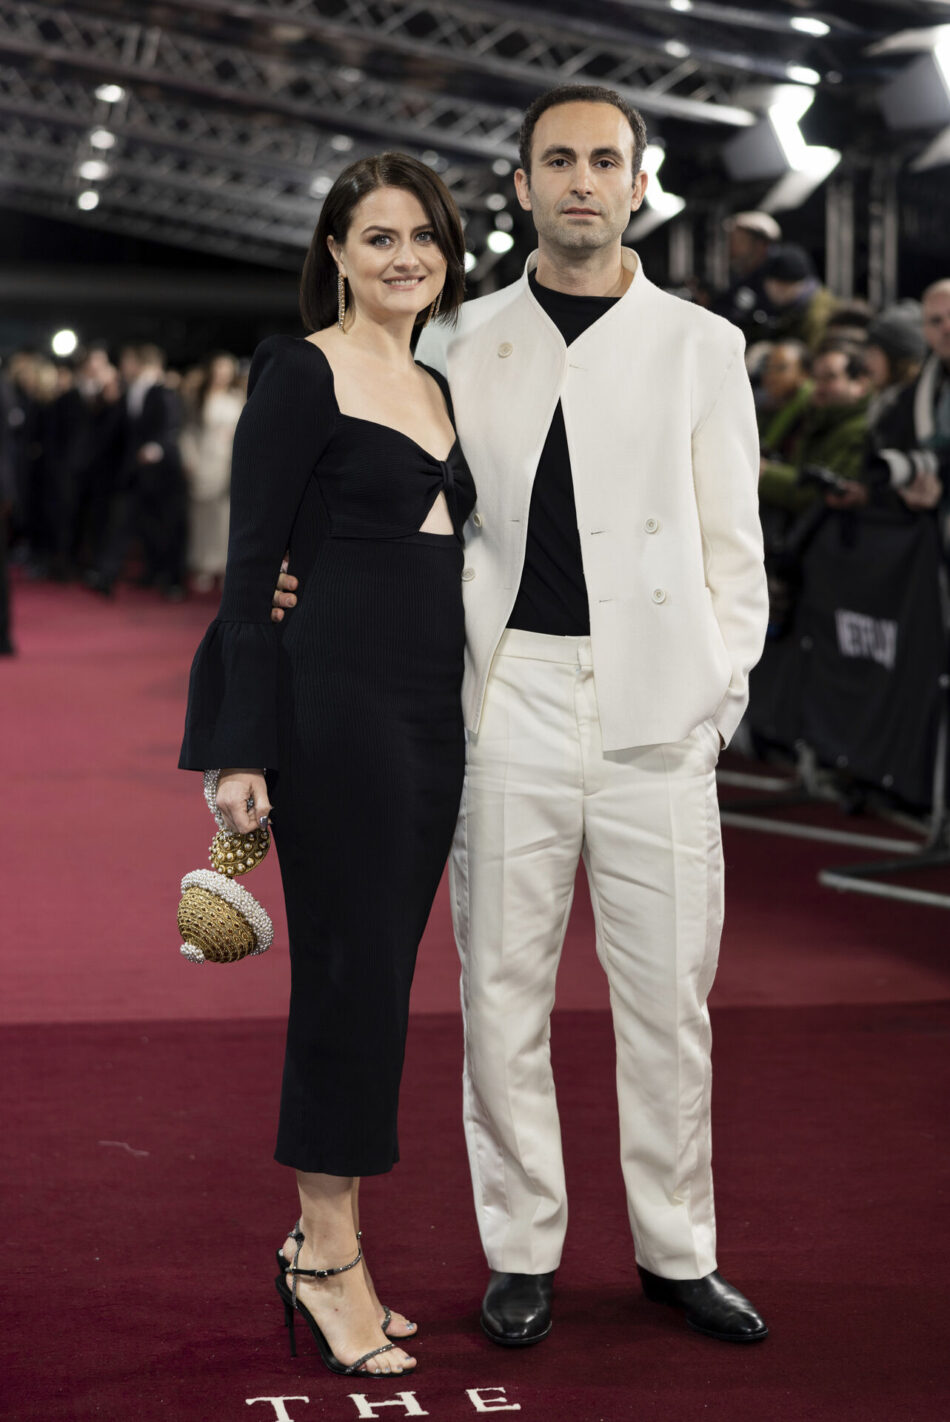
[82,350,113,387]
[514,102,647,258]
[729,227,768,275]
[811,351,866,409]
[923,287,950,364]
[120,348,141,384]
[761,343,808,404]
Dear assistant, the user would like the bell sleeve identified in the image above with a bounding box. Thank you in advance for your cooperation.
[178,336,333,771]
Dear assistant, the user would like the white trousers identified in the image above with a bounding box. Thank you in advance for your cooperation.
[450,629,724,1279]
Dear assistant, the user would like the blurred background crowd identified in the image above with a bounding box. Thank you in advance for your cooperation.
[1,208,948,664]
[0,343,246,648]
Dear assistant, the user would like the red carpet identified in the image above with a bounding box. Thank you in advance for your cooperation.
[3,579,950,1420]
[2,1006,949,1422]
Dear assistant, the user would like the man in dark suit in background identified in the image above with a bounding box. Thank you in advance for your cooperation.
[92,343,186,599]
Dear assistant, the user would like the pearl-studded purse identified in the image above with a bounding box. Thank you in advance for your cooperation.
[176,770,275,964]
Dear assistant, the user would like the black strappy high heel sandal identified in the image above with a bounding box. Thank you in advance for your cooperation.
[275,1224,407,1377]
[276,1222,414,1339]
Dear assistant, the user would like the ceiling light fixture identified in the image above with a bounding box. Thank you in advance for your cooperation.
[785,65,820,85]
[52,329,79,357]
[78,159,110,181]
[790,18,830,38]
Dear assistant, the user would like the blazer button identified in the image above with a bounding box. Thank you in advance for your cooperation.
[497,342,513,358]
[472,511,484,528]
[652,587,667,604]
[644,517,659,534]
[462,567,476,581]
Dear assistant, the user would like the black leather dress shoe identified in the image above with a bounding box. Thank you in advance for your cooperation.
[480,1270,556,1346]
[637,1266,768,1342]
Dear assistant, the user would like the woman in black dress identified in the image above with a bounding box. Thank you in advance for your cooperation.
[179,154,474,1378]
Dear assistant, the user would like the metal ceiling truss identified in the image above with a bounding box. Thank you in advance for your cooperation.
[0,171,300,268]
[0,2,526,160]
[100,0,768,125]
[0,0,792,272]
[1,115,321,229]
[0,62,501,212]
[0,144,312,262]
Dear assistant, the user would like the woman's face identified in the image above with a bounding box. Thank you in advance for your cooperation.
[330,185,447,327]
[210,355,236,390]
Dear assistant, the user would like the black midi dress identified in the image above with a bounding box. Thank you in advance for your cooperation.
[179,335,476,1176]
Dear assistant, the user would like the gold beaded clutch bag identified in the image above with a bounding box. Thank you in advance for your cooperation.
[176,770,275,965]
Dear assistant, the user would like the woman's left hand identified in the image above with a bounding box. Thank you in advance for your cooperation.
[216,769,271,834]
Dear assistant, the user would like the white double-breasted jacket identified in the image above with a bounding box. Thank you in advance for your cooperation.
[416,249,768,751]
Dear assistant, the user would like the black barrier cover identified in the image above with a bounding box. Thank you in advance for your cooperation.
[749,509,946,807]
[799,511,945,805]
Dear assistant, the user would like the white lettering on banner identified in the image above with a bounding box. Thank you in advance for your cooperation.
[466,1387,521,1412]
[347,1392,429,1419]
[245,1399,310,1422]
[834,609,898,672]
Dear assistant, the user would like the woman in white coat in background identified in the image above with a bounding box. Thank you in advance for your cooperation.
[181,352,243,591]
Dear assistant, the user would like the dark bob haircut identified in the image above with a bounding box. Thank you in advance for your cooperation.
[518,84,648,179]
[299,152,466,332]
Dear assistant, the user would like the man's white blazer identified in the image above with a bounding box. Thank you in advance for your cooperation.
[417,249,767,751]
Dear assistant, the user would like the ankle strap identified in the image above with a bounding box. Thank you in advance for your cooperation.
[287,1225,362,1304]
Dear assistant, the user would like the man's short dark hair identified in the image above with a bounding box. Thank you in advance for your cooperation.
[518,85,648,179]
[770,338,812,375]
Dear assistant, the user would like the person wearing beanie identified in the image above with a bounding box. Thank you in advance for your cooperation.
[763,244,838,351]
[865,302,927,404]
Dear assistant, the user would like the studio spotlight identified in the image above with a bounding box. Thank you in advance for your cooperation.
[790,17,830,38]
[78,159,110,182]
[785,65,820,85]
[77,190,100,211]
[52,329,79,357]
[723,85,839,209]
[880,29,950,130]
[464,251,478,273]
[95,83,125,104]
[627,145,685,238]
[486,230,514,255]
[89,129,116,150]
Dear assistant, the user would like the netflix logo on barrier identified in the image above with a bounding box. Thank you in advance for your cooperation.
[246,1389,521,1418]
[834,609,899,672]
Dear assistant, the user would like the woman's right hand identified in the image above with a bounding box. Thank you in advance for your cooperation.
[271,555,298,624]
[217,769,271,834]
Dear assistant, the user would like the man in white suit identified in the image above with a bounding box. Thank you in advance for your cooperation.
[276,85,769,1347]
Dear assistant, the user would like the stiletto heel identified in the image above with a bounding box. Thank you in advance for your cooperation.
[280,1291,297,1357]
[275,1223,406,1377]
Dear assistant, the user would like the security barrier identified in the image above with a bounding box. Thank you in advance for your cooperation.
[731,506,950,906]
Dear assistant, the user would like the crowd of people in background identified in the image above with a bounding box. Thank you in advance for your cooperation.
[0,341,247,653]
[1,210,949,662]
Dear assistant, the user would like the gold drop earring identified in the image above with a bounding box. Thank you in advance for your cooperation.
[337,271,347,331]
[425,288,443,326]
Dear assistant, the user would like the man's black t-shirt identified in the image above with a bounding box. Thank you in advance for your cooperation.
[506,272,620,636]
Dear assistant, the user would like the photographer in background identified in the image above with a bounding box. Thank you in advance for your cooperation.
[759,343,870,514]
[867,280,950,519]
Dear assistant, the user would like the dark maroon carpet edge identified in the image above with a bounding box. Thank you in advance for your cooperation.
[2,1003,949,1422]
